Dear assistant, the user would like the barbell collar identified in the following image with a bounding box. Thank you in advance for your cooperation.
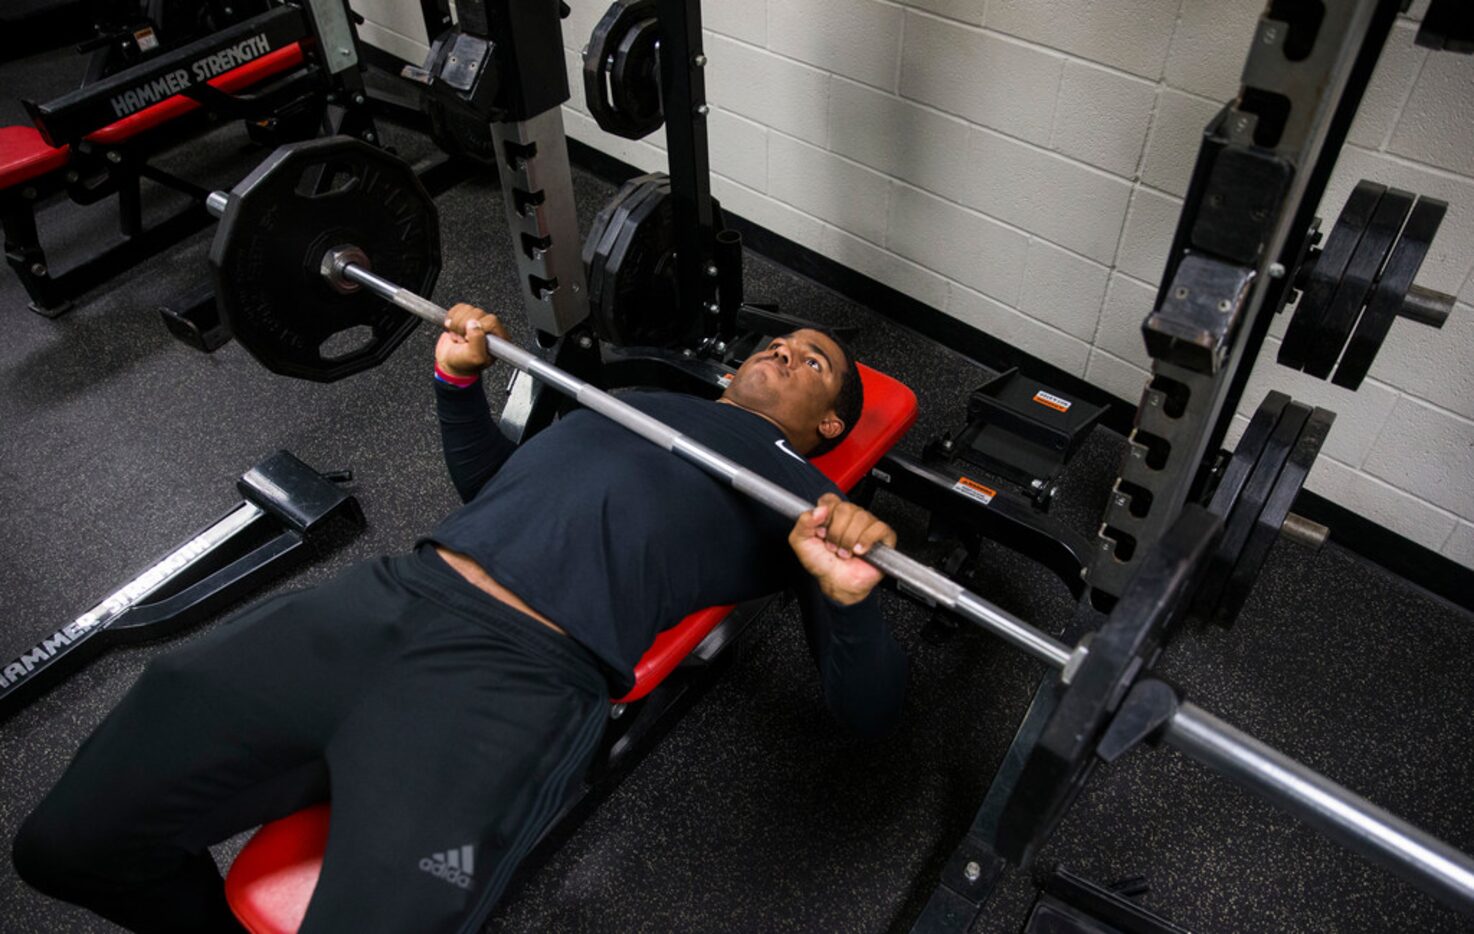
[321,245,370,295]
[1166,702,1474,914]
[213,226,1474,916]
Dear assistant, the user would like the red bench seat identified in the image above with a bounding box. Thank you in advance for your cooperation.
[0,126,70,189]
[225,364,918,933]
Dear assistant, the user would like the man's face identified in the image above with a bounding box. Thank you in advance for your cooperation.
[722,329,847,454]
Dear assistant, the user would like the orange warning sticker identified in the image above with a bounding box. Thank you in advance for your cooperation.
[952,476,996,505]
[1033,390,1072,413]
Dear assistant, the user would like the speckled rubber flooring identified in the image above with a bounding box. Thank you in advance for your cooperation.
[2,44,1472,934]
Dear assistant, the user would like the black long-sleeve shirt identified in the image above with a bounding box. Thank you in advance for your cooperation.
[426,380,906,737]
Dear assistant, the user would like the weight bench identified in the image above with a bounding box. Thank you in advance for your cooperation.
[223,362,918,933]
[0,42,308,313]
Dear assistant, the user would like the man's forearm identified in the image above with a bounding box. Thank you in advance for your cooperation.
[799,585,907,739]
[435,378,515,502]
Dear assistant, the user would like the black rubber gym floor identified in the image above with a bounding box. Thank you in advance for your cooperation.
[2,49,1472,934]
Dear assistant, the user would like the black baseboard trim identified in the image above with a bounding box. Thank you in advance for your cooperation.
[565,139,1474,615]
[1293,492,1473,614]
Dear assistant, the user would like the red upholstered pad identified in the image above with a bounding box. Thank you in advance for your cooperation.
[225,364,917,933]
[0,126,69,189]
[87,42,305,144]
[811,363,919,489]
[613,363,917,703]
[225,803,330,934]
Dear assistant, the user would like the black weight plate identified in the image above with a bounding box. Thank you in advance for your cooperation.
[1333,196,1447,390]
[1280,181,1383,371]
[1214,407,1334,626]
[584,175,667,331]
[1303,187,1414,379]
[1188,391,1289,624]
[1416,0,1474,53]
[590,176,665,271]
[209,137,441,382]
[1198,397,1311,627]
[592,178,675,341]
[994,507,1221,866]
[595,178,673,345]
[588,185,657,332]
[1207,391,1291,517]
[583,0,660,140]
[587,175,666,295]
[597,179,687,346]
[610,16,663,139]
[426,93,497,166]
[584,180,637,314]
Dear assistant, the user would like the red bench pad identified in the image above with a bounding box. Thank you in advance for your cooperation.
[225,363,918,933]
[0,126,70,189]
[614,363,917,703]
[224,804,330,934]
[811,364,919,489]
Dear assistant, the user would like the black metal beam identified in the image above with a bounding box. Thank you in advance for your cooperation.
[24,5,307,145]
[656,0,718,344]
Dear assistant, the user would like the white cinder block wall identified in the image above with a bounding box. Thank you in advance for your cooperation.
[356,0,1474,571]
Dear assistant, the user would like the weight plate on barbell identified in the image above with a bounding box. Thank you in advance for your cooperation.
[209,137,441,382]
[994,507,1222,866]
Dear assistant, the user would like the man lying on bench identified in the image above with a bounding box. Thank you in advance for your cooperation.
[14,306,910,933]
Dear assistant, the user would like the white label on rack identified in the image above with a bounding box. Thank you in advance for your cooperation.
[952,477,996,505]
[1033,390,1072,413]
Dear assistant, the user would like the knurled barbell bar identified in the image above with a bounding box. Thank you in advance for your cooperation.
[202,137,1474,917]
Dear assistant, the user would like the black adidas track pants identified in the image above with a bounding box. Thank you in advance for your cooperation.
[13,546,610,933]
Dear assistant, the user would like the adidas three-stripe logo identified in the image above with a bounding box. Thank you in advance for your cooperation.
[418,844,476,889]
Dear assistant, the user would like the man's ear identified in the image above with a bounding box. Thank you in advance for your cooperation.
[817,411,845,441]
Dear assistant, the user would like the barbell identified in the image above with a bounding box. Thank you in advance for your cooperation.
[201,137,1474,917]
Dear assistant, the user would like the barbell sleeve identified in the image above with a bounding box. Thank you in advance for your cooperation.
[196,206,1474,916]
[1166,703,1474,913]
